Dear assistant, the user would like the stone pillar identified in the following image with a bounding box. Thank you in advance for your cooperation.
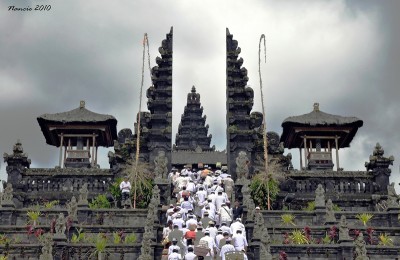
[387,209,400,227]
[0,209,14,225]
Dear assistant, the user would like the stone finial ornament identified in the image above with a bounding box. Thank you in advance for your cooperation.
[387,182,400,208]
[66,196,78,221]
[235,151,249,180]
[325,199,336,223]
[354,232,370,260]
[78,183,89,205]
[339,215,351,241]
[154,150,168,180]
[315,184,325,208]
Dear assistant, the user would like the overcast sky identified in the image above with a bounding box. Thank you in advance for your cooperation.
[1,0,400,190]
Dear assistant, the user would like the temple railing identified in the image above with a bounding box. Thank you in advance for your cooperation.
[8,168,116,206]
[283,170,376,194]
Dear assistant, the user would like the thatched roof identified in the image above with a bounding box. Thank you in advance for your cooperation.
[280,103,363,148]
[37,101,117,147]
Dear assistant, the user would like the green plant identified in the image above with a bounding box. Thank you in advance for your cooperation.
[281,214,296,226]
[27,210,41,225]
[0,234,10,245]
[378,233,394,246]
[89,194,111,209]
[289,230,309,244]
[71,228,85,243]
[124,160,154,209]
[356,213,373,226]
[44,200,59,209]
[89,233,108,260]
[250,174,280,209]
[0,255,8,260]
[112,232,122,244]
[124,233,137,244]
[332,204,341,211]
[304,201,315,211]
[109,177,123,206]
[321,234,331,244]
[250,161,284,209]
[95,234,107,252]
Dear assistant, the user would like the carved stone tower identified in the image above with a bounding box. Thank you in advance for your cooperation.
[174,86,214,152]
[131,28,173,171]
[226,28,264,179]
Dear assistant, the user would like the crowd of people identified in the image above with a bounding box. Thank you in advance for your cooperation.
[162,166,249,260]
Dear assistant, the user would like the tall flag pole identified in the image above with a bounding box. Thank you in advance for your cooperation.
[258,34,270,210]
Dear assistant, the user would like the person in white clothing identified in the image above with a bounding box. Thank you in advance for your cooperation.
[168,248,182,260]
[183,246,197,260]
[230,218,246,235]
[218,203,233,225]
[168,238,181,255]
[215,191,226,211]
[119,176,131,208]
[220,238,235,260]
[232,229,248,252]
[199,230,216,258]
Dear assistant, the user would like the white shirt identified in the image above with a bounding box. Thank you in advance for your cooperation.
[168,245,181,255]
[218,206,233,222]
[168,252,182,260]
[183,252,197,260]
[173,218,185,229]
[220,244,235,260]
[119,181,131,193]
[215,195,226,211]
[196,190,208,203]
[199,235,216,257]
[232,233,248,250]
[230,221,245,235]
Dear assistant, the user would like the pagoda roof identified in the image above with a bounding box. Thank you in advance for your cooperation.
[281,103,363,148]
[37,101,118,147]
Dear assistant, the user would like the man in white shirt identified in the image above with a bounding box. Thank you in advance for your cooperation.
[168,248,182,260]
[196,187,207,203]
[119,176,131,209]
[220,238,235,260]
[215,191,227,211]
[199,230,216,258]
[230,218,246,235]
[218,203,233,225]
[232,229,248,252]
[183,246,197,260]
[173,214,185,229]
[168,238,181,255]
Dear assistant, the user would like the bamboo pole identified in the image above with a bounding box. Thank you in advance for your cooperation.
[258,34,270,210]
[133,33,151,209]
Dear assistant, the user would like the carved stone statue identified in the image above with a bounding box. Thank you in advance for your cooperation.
[154,150,168,180]
[55,213,66,235]
[339,215,351,241]
[354,232,369,260]
[387,182,399,208]
[39,233,53,260]
[315,184,325,208]
[1,183,13,203]
[259,227,273,260]
[223,176,234,202]
[252,209,265,240]
[78,183,89,205]
[325,199,336,223]
[235,151,249,180]
[66,196,78,221]
[151,185,161,206]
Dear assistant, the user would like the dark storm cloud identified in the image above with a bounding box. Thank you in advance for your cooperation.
[1,0,399,190]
